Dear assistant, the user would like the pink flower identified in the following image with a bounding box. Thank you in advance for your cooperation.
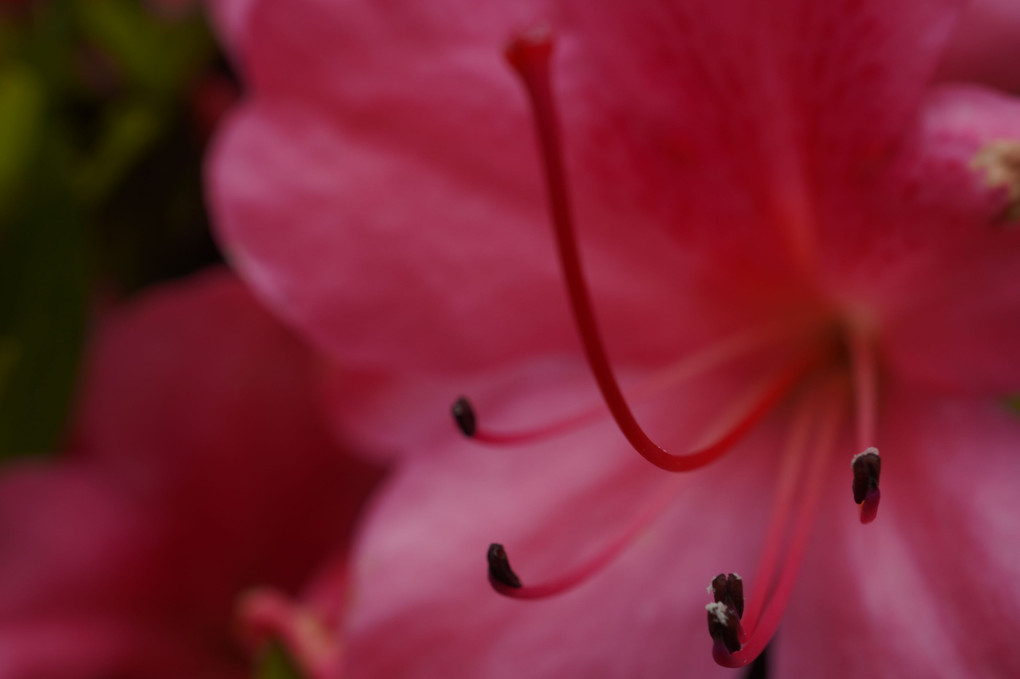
[0,270,384,678]
[208,0,1020,676]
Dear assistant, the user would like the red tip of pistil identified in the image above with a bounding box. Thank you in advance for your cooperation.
[505,24,554,74]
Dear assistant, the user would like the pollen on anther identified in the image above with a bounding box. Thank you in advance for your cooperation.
[706,601,742,654]
[451,397,477,437]
[709,573,744,618]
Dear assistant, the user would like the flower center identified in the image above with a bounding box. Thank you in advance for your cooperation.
[454,25,884,669]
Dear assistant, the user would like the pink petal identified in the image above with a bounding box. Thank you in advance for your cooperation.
[938,0,1020,93]
[72,268,385,620]
[210,0,962,377]
[821,85,1020,393]
[775,386,1020,677]
[341,363,790,678]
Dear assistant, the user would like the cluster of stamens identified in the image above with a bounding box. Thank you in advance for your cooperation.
[450,25,885,669]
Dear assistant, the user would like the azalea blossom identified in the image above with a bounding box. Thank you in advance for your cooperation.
[208,0,1020,676]
[0,270,384,678]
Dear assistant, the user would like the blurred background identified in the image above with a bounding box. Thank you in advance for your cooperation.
[0,0,229,462]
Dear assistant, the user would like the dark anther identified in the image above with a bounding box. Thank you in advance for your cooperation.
[851,448,881,504]
[706,602,742,654]
[452,397,477,437]
[710,573,744,618]
[487,543,522,589]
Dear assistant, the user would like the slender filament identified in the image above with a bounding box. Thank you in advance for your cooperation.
[715,378,847,668]
[490,478,681,599]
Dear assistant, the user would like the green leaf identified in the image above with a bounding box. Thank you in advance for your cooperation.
[0,64,44,221]
[75,0,213,98]
[256,643,306,679]
[0,151,88,460]
[73,98,163,205]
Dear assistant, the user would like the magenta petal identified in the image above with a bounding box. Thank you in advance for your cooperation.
[776,387,1020,678]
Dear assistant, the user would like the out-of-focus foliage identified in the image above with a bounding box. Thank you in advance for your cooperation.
[256,643,305,679]
[0,0,227,459]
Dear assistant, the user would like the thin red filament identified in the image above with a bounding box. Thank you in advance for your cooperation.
[714,378,847,668]
[737,389,816,640]
[848,326,881,524]
[489,479,681,599]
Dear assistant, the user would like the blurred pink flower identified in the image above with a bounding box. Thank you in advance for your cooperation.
[208,0,1020,676]
[0,270,384,678]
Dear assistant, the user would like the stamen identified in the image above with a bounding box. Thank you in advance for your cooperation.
[486,479,680,599]
[711,378,847,668]
[452,320,813,446]
[452,394,602,445]
[506,27,823,472]
[851,448,882,525]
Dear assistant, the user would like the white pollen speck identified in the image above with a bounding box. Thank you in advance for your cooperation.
[706,602,730,625]
[851,447,880,466]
